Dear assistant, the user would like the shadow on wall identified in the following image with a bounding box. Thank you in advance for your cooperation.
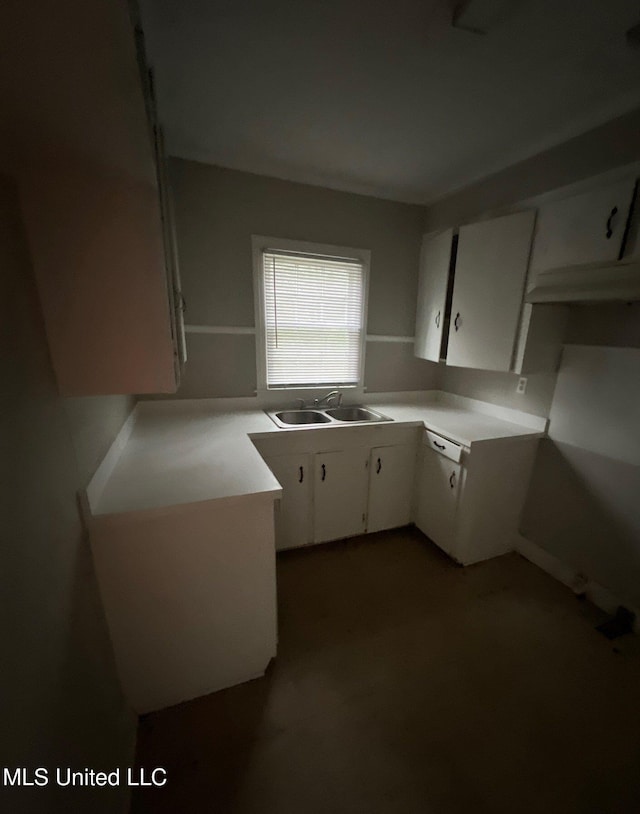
[4,522,135,814]
[3,171,135,814]
[520,439,640,610]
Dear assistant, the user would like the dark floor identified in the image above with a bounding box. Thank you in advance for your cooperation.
[132,528,640,814]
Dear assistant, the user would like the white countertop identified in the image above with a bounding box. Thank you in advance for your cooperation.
[90,394,545,518]
[93,407,281,517]
[357,402,544,447]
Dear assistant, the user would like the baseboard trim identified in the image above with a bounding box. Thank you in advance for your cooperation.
[514,534,640,634]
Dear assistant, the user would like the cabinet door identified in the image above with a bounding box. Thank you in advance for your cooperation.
[530,178,637,273]
[367,444,416,533]
[155,123,187,378]
[414,229,454,362]
[416,448,461,558]
[314,450,369,543]
[447,211,535,372]
[15,0,178,396]
[263,454,312,551]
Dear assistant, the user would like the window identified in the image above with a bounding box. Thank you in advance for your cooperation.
[253,237,369,391]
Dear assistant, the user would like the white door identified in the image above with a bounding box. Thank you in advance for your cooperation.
[529,178,637,273]
[263,453,312,551]
[414,229,454,362]
[314,449,369,543]
[416,447,461,558]
[367,444,417,533]
[447,210,535,372]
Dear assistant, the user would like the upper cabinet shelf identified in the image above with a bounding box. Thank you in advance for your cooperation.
[524,177,640,305]
[11,0,183,395]
[526,258,640,304]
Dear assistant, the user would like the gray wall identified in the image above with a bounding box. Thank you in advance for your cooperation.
[63,396,135,487]
[168,159,440,397]
[565,302,640,349]
[423,110,640,607]
[1,174,136,814]
[424,108,640,232]
[423,107,640,418]
[521,345,640,610]
[522,439,640,609]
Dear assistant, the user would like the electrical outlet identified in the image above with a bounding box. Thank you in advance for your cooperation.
[516,377,527,395]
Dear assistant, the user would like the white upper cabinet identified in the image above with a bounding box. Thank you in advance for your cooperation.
[529,177,637,273]
[12,0,182,395]
[514,177,637,373]
[416,177,637,377]
[447,211,536,372]
[414,229,455,363]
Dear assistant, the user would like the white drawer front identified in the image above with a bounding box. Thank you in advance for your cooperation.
[424,430,462,463]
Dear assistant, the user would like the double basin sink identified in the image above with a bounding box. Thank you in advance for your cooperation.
[267,405,392,429]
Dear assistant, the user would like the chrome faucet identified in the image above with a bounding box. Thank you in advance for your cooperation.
[313,390,343,408]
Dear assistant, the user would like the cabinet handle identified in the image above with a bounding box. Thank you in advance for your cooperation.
[606,206,618,239]
[435,310,440,328]
[433,440,445,450]
[454,312,461,331]
[321,463,326,482]
[299,466,304,483]
[376,457,382,474]
[449,471,456,489]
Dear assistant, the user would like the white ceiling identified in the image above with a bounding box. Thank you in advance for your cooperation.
[140,0,640,204]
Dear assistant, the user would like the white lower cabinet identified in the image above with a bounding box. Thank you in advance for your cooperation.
[314,449,369,543]
[255,423,538,564]
[415,429,539,565]
[253,425,420,549]
[367,444,416,533]
[262,453,312,551]
[416,447,461,558]
[89,493,277,714]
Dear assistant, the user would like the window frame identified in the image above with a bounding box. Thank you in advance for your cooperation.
[252,235,370,400]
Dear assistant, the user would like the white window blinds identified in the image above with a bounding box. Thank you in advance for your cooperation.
[262,249,365,388]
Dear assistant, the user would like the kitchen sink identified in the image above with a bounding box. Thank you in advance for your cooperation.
[274,410,331,425]
[325,406,390,423]
[267,405,392,428]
